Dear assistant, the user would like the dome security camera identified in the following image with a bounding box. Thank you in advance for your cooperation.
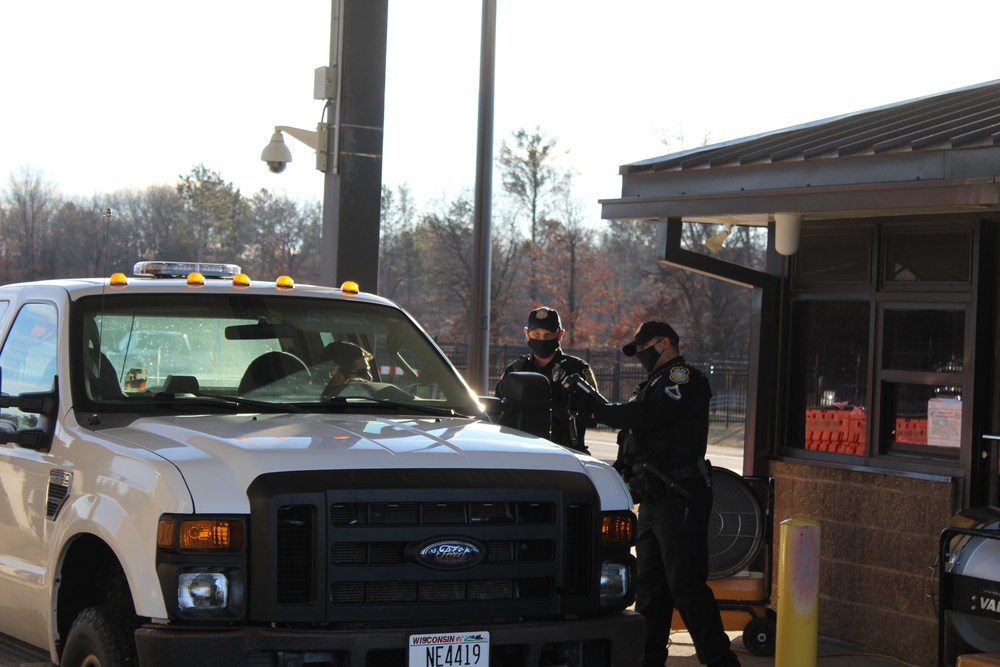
[266,160,288,174]
[261,132,293,174]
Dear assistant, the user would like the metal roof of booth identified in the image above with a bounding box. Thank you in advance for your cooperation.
[601,79,1000,225]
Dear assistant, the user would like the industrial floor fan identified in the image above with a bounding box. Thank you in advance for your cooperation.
[671,468,776,656]
[937,506,1000,666]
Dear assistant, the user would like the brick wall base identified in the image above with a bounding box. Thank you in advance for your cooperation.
[769,459,960,666]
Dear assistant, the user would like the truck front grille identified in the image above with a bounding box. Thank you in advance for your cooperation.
[276,505,313,604]
[330,577,550,604]
[330,539,552,565]
[249,468,599,623]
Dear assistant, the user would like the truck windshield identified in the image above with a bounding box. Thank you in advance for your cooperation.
[72,293,480,416]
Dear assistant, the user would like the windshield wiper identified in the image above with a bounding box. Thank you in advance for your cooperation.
[142,392,467,418]
[212,394,308,413]
[320,396,468,418]
[149,393,307,413]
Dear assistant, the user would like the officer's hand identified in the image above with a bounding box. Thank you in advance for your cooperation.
[566,389,595,415]
[562,373,604,415]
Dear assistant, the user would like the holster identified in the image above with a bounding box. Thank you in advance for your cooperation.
[627,464,668,502]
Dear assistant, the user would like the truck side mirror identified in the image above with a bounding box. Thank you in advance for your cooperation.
[495,371,551,441]
[0,370,59,451]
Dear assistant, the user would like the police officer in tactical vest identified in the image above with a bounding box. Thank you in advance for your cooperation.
[495,307,601,453]
[568,321,740,667]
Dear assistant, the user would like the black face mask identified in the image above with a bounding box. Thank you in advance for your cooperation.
[527,337,560,359]
[636,343,661,373]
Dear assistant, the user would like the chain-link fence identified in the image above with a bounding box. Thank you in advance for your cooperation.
[439,343,748,428]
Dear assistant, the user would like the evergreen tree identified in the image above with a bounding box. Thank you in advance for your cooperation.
[176,164,242,263]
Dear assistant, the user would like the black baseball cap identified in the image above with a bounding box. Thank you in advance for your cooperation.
[527,307,562,333]
[622,321,679,356]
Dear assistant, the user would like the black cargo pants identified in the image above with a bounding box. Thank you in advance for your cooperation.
[635,479,739,667]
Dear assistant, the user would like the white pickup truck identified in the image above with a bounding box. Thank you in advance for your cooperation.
[0,261,642,667]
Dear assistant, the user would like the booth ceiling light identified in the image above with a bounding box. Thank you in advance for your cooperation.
[774,212,802,256]
[706,223,734,253]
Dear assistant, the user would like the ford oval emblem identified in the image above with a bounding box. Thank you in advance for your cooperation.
[417,540,485,570]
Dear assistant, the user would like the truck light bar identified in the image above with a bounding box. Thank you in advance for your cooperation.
[134,261,242,279]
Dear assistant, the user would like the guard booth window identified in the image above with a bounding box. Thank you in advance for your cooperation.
[878,308,965,457]
[788,300,870,455]
[883,229,972,284]
[787,219,975,473]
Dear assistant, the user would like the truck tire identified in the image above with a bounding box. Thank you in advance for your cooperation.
[61,605,138,667]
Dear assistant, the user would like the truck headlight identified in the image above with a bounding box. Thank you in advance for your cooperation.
[158,515,248,620]
[600,561,630,605]
[178,572,229,610]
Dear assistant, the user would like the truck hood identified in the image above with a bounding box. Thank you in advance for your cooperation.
[104,413,633,513]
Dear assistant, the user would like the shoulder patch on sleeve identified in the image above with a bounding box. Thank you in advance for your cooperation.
[668,366,690,384]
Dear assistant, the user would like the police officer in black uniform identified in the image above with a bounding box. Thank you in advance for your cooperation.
[573,321,740,667]
[495,307,601,453]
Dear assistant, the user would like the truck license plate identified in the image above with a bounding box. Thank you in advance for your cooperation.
[408,631,490,667]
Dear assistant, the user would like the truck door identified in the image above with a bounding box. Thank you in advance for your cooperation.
[0,301,59,645]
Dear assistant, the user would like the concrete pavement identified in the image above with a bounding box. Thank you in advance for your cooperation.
[666,629,922,666]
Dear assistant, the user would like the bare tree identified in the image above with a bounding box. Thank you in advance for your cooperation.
[1,166,59,281]
[418,194,476,339]
[486,201,525,341]
[379,184,422,304]
[47,198,127,278]
[594,220,666,346]
[120,185,185,262]
[534,185,594,342]
[497,127,569,301]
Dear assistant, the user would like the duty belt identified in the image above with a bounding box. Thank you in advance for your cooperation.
[661,459,710,482]
[635,459,713,502]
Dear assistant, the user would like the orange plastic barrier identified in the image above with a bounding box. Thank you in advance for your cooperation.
[895,418,927,445]
[805,408,865,455]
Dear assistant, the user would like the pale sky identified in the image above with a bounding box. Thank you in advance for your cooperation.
[2,1,998,223]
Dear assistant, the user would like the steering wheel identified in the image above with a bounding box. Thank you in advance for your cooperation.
[322,377,376,400]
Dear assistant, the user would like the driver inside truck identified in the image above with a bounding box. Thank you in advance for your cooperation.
[318,341,373,397]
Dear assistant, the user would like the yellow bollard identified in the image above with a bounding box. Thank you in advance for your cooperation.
[775,518,820,667]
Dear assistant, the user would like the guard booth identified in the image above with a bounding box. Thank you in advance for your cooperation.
[600,79,1000,665]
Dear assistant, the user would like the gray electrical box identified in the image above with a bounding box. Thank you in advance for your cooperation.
[314,65,338,101]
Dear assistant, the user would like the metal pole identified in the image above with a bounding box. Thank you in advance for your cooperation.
[320,0,386,292]
[320,0,344,288]
[467,0,496,393]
